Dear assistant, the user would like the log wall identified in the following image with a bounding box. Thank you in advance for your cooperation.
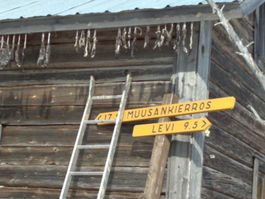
[203,16,265,199]
[0,26,176,199]
[0,15,264,199]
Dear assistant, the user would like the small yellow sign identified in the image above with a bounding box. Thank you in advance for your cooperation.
[95,96,235,124]
[132,118,212,137]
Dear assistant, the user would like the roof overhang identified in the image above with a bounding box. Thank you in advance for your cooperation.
[0,0,263,35]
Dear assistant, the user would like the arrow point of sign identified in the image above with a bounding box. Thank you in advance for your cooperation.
[202,118,212,130]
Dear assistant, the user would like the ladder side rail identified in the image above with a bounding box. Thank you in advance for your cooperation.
[59,76,95,199]
[97,74,132,199]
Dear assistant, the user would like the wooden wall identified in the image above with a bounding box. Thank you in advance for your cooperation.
[202,16,265,199]
[0,26,176,198]
[0,15,264,199]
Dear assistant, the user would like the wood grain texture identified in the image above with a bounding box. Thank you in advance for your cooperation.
[0,187,144,199]
[144,94,177,199]
[0,81,171,106]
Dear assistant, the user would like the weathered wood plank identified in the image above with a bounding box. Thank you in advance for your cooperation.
[0,64,173,86]
[201,188,235,199]
[144,94,176,199]
[0,145,152,167]
[0,125,153,147]
[209,110,265,156]
[203,167,252,199]
[205,124,265,173]
[0,187,144,199]
[0,165,148,192]
[210,62,265,118]
[166,20,200,199]
[209,82,265,139]
[252,158,259,199]
[204,144,253,184]
[0,81,171,106]
[167,21,212,199]
[211,44,265,103]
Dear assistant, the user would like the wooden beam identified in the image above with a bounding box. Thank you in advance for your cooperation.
[166,21,212,199]
[261,175,265,199]
[240,0,265,16]
[0,4,242,35]
[255,4,265,67]
[252,157,259,199]
[189,20,212,199]
[143,93,177,199]
[0,124,2,143]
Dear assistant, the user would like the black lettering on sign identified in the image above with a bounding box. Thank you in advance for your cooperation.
[165,123,171,131]
[134,110,140,118]
[152,125,156,134]
[199,102,205,110]
[184,104,191,112]
[127,111,134,119]
[154,108,159,116]
[168,106,174,114]
[174,105,178,114]
[192,121,198,129]
[108,113,112,120]
[158,124,163,133]
[165,123,175,131]
[192,103,198,111]
[184,122,189,129]
[206,101,212,109]
[141,109,147,117]
[161,107,167,115]
[147,108,153,117]
[178,104,184,113]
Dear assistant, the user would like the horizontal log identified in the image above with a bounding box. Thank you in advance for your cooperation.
[0,64,173,86]
[210,60,265,118]
[201,187,235,199]
[0,81,171,106]
[211,44,265,102]
[209,82,265,139]
[202,166,252,199]
[21,57,174,71]
[205,124,265,172]
[204,144,253,184]
[209,86,265,154]
[1,124,153,147]
[0,165,148,191]
[211,24,252,75]
[0,186,144,199]
[0,145,152,167]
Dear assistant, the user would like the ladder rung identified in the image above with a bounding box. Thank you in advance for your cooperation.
[70,171,103,176]
[85,120,116,124]
[92,95,122,100]
[77,144,110,150]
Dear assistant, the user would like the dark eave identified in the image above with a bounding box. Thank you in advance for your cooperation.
[0,0,262,35]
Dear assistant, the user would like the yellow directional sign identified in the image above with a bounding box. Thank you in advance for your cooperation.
[132,118,212,137]
[95,96,235,124]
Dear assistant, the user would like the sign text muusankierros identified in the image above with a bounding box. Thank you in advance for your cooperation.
[95,96,235,123]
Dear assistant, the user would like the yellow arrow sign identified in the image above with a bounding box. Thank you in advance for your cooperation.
[132,118,212,137]
[95,96,235,124]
